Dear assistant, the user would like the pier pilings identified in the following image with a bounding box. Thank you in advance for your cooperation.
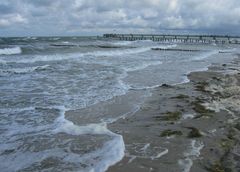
[103,34,240,44]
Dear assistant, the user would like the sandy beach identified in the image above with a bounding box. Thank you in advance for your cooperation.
[2,1,240,171]
[66,54,240,172]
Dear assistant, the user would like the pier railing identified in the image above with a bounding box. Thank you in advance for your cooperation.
[103,34,240,44]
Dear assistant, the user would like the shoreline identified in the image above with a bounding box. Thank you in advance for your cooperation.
[105,54,240,172]
[1,37,240,172]
[64,52,240,172]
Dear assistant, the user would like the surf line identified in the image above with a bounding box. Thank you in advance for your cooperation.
[52,106,125,172]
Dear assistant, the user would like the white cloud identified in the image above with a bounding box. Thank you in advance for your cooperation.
[0,14,28,27]
[0,0,240,36]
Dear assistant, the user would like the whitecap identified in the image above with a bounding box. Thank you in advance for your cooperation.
[112,41,133,46]
[0,47,22,55]
[152,44,178,50]
[86,44,177,58]
[1,44,177,64]
[85,47,152,57]
[1,47,147,64]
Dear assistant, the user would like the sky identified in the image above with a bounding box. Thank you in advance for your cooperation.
[0,0,240,36]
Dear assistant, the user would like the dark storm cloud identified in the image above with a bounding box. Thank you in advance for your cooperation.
[23,0,55,7]
[0,0,240,36]
[0,4,14,14]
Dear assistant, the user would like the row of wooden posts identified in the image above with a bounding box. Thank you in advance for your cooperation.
[103,34,240,44]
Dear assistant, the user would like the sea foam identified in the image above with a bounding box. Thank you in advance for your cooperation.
[0,47,22,55]
[192,50,218,61]
[53,106,125,172]
[0,65,50,75]
[178,140,204,172]
[0,105,125,172]
[112,41,134,46]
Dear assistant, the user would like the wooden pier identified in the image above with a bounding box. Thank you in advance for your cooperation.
[103,34,240,44]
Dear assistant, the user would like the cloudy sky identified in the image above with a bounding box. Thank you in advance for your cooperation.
[0,0,240,36]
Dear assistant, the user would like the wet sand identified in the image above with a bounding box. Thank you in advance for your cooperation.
[66,54,240,172]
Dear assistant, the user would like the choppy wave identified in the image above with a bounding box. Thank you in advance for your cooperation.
[1,38,239,172]
[50,43,77,47]
[0,47,22,55]
[52,37,60,41]
[153,44,178,49]
[0,54,82,64]
[112,41,134,46]
[219,48,236,54]
[85,47,151,57]
[125,61,163,72]
[1,44,176,64]
[192,50,218,61]
[0,65,50,75]
[0,105,125,172]
[86,44,177,57]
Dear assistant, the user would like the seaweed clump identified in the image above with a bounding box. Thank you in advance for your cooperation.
[154,111,182,121]
[234,122,240,131]
[186,127,202,138]
[160,129,183,137]
[171,94,189,99]
[206,161,225,172]
[220,138,234,151]
[191,100,214,117]
[195,81,209,92]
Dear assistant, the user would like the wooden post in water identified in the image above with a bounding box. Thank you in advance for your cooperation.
[103,34,240,44]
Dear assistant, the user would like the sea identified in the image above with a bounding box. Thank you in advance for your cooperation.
[0,36,239,172]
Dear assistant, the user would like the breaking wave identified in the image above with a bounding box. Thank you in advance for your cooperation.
[1,44,177,64]
[0,65,50,75]
[0,47,22,55]
[192,50,218,61]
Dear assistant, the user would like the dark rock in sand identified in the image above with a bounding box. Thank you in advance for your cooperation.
[161,83,172,88]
